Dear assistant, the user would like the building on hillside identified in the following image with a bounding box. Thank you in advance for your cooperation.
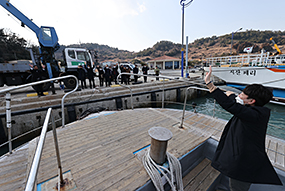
[147,55,181,70]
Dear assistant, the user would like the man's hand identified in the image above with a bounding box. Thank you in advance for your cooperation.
[204,65,212,84]
[225,91,234,96]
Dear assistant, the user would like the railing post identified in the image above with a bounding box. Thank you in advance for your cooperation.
[25,108,52,191]
[130,88,134,110]
[51,112,64,185]
[6,92,12,154]
[162,77,165,109]
[212,100,216,118]
[180,88,189,128]
[61,76,78,128]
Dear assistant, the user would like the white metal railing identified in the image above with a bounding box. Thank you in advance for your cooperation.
[117,73,176,109]
[116,72,204,109]
[206,52,273,66]
[25,108,64,191]
[0,75,78,153]
[180,87,210,128]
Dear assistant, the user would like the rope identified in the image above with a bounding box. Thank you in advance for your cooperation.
[142,148,183,191]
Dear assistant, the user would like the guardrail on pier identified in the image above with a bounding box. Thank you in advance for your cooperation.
[25,108,64,191]
[0,75,78,154]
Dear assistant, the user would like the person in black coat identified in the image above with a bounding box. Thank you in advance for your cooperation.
[97,65,104,87]
[133,65,139,83]
[112,63,119,84]
[142,65,149,83]
[125,65,130,85]
[104,65,112,87]
[205,66,282,190]
[120,65,126,84]
[85,64,95,88]
[77,64,87,89]
[30,65,44,97]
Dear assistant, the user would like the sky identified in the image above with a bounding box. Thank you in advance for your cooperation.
[1,0,285,52]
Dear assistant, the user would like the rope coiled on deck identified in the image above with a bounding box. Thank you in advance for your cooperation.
[142,148,183,191]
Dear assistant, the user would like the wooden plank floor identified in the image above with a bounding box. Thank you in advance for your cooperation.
[0,108,285,190]
[183,158,220,191]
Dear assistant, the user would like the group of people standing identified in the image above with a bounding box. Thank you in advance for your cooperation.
[77,64,96,89]
[77,63,120,88]
[77,63,158,89]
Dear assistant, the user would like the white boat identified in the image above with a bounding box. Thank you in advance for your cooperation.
[205,51,285,104]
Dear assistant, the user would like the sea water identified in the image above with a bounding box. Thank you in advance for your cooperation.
[167,94,285,140]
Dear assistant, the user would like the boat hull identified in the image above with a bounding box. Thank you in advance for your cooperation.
[204,66,285,100]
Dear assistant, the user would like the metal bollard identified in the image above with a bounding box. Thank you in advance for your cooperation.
[148,127,173,165]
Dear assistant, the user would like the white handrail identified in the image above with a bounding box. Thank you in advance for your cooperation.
[1,75,78,153]
[25,108,64,191]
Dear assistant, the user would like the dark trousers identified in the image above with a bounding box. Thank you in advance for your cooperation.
[88,78,95,88]
[144,76,147,83]
[134,75,138,83]
[35,84,43,96]
[156,74,159,81]
[80,79,86,89]
[114,75,118,84]
[99,78,104,87]
[105,77,111,86]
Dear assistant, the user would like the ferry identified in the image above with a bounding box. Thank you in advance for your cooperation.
[204,50,285,104]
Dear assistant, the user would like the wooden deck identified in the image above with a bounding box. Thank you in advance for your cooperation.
[0,108,285,190]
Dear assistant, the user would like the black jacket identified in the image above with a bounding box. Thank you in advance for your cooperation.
[211,88,282,185]
[85,65,95,79]
[77,67,86,80]
[133,67,139,74]
[31,68,43,82]
[142,66,149,75]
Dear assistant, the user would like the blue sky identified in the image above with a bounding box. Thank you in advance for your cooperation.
[1,0,285,52]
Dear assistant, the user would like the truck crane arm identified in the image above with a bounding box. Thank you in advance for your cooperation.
[0,0,59,50]
[270,37,282,55]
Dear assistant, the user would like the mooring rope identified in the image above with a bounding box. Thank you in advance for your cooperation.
[142,148,183,191]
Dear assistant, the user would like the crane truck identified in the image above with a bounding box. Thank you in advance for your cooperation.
[0,0,95,90]
[269,37,285,64]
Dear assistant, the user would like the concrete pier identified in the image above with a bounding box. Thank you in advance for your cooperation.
[0,71,206,141]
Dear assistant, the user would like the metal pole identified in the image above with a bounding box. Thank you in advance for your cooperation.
[162,77,165,108]
[180,87,209,128]
[130,88,134,110]
[61,76,78,128]
[6,92,12,154]
[186,36,189,78]
[230,32,234,55]
[230,27,242,56]
[25,108,52,191]
[181,3,185,77]
[212,100,216,118]
[51,112,64,185]
[180,88,188,128]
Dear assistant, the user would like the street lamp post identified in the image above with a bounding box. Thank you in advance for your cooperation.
[180,0,193,77]
[230,27,242,55]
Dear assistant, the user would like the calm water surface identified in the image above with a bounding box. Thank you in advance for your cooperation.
[167,94,285,140]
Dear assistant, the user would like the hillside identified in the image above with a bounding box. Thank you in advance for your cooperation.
[2,29,285,64]
[59,30,285,64]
